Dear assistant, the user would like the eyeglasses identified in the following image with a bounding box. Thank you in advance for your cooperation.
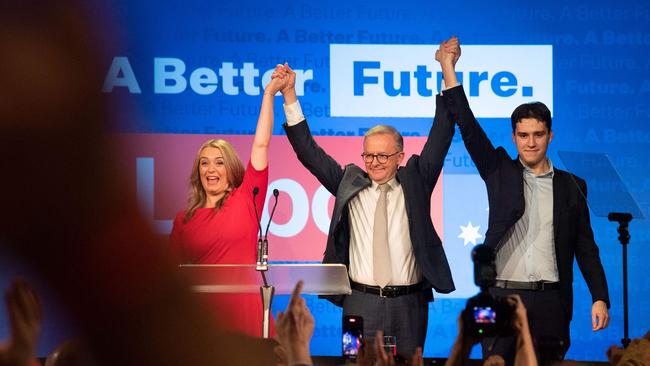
[361,151,401,164]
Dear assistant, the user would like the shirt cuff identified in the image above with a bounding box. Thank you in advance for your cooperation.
[284,101,305,126]
[440,80,460,95]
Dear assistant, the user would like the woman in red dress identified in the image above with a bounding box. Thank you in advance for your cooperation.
[170,65,290,337]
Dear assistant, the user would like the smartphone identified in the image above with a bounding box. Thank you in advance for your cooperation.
[342,315,364,359]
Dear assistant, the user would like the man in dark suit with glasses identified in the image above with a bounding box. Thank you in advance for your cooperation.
[271,56,457,356]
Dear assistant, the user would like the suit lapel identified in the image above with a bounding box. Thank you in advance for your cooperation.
[552,171,564,243]
[341,172,371,201]
[331,167,371,226]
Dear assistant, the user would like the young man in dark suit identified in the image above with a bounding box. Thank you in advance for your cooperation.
[438,37,610,363]
[272,57,456,356]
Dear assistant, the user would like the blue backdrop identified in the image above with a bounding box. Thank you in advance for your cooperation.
[1,0,649,361]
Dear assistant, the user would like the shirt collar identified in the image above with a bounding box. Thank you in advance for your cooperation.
[371,177,399,191]
[520,157,555,178]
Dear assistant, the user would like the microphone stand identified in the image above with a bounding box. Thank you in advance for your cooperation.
[608,212,632,348]
[255,189,279,338]
[262,189,280,270]
[252,187,264,271]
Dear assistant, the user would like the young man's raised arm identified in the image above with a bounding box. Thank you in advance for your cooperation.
[439,37,501,179]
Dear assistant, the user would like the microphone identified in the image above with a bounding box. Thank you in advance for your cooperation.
[608,212,632,223]
[261,189,280,265]
[252,187,264,266]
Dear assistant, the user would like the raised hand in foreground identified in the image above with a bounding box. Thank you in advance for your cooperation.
[274,281,315,366]
[0,279,42,366]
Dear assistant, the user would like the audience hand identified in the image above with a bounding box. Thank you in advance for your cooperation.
[606,344,623,366]
[275,281,314,366]
[410,346,424,366]
[356,338,375,366]
[506,295,538,366]
[445,310,480,366]
[0,279,42,366]
[373,331,395,366]
[607,331,650,366]
[273,342,288,366]
[483,355,505,366]
[506,294,529,335]
[358,331,423,366]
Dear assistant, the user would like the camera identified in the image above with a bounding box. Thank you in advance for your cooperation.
[463,244,514,338]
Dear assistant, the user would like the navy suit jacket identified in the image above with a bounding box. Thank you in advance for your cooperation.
[283,94,456,306]
[443,85,609,320]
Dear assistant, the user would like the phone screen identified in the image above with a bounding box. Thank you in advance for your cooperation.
[342,315,364,358]
[473,306,496,324]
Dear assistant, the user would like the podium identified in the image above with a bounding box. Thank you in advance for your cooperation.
[179,263,351,338]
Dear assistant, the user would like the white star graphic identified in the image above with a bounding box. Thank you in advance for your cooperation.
[458,221,483,246]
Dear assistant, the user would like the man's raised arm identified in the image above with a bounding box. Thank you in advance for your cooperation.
[440,37,500,179]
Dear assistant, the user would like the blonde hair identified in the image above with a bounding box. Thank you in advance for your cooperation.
[364,125,403,151]
[184,139,244,221]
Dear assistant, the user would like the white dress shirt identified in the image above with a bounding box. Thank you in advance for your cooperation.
[496,158,559,282]
[284,101,421,286]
